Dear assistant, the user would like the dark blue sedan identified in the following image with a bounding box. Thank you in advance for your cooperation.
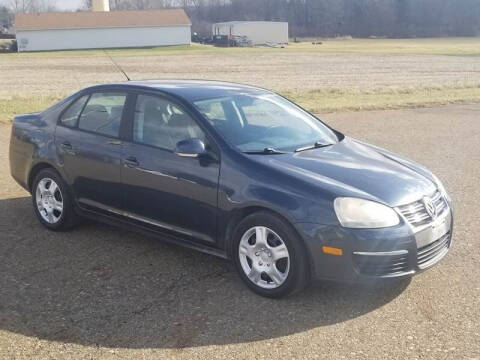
[9,80,453,297]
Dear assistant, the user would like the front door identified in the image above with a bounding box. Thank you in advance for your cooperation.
[55,91,128,212]
[121,93,220,244]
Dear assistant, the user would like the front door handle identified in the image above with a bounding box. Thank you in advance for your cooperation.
[124,156,139,168]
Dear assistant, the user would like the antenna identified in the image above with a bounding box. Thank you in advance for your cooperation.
[104,50,131,81]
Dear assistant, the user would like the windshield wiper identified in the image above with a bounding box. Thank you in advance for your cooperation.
[295,141,334,152]
[243,147,288,155]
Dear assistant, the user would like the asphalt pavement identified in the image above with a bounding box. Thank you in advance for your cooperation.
[0,104,479,359]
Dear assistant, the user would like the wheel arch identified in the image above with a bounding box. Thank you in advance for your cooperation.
[223,205,313,281]
[27,162,60,192]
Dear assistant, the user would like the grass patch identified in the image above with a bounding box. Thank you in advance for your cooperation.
[288,37,480,56]
[0,43,250,58]
[2,85,480,122]
[2,37,480,58]
[0,96,62,122]
[281,85,480,113]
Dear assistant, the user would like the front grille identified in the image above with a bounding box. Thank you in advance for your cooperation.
[417,232,450,268]
[397,190,447,228]
[354,253,409,276]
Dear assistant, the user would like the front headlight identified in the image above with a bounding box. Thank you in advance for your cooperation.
[334,197,400,229]
[432,174,451,202]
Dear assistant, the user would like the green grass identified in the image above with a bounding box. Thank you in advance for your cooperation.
[288,37,480,56]
[0,96,62,122]
[282,85,480,113]
[3,85,480,123]
[1,37,480,57]
[2,37,479,121]
[0,43,244,58]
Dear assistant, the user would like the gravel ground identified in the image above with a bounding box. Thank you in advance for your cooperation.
[0,104,479,359]
[1,52,480,99]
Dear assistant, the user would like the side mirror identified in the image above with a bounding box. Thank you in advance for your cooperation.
[174,138,207,158]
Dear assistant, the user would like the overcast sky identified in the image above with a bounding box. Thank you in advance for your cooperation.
[53,0,84,10]
[1,0,83,10]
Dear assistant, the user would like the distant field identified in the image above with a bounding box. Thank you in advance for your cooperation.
[3,37,480,57]
[1,38,480,121]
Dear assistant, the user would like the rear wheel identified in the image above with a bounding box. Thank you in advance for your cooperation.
[232,211,309,298]
[32,168,79,231]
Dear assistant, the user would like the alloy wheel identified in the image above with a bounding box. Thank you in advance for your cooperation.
[36,178,64,224]
[238,226,290,289]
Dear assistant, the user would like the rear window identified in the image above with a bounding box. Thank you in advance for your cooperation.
[60,95,89,128]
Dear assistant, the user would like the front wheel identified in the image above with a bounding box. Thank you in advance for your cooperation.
[232,211,309,298]
[32,168,79,231]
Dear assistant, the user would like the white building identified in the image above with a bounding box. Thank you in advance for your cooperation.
[15,4,191,52]
[212,21,288,45]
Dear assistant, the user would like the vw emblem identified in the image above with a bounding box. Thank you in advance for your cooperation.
[423,197,437,219]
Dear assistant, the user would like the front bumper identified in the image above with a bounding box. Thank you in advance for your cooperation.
[296,207,453,282]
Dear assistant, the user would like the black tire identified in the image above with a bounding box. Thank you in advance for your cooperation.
[32,168,80,231]
[232,211,309,298]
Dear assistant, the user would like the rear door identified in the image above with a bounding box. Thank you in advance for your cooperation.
[121,93,221,244]
[55,91,128,212]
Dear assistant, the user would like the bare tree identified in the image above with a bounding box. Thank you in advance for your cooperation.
[11,0,480,37]
[30,0,57,12]
[186,0,480,38]
[8,0,32,13]
[8,0,57,13]
[81,0,92,10]
[0,6,14,28]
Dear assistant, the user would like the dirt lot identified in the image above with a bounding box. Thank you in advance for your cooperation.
[0,104,479,359]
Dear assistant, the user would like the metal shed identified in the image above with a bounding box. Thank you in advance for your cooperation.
[212,21,289,46]
[15,8,192,52]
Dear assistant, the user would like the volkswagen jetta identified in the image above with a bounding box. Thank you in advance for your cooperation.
[9,80,453,297]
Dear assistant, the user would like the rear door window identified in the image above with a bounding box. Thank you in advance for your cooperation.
[78,92,127,138]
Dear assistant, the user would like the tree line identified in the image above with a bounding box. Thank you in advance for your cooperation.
[3,0,480,38]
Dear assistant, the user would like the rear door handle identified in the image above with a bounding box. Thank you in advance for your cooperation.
[60,141,72,150]
[60,141,75,155]
[124,156,139,168]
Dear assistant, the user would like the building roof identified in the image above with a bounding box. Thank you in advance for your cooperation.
[15,9,191,31]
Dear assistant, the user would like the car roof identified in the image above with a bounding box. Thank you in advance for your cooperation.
[83,80,272,102]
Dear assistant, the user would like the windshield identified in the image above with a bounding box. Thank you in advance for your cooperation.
[193,94,339,153]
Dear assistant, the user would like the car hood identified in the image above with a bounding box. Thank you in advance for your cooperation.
[253,137,436,207]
